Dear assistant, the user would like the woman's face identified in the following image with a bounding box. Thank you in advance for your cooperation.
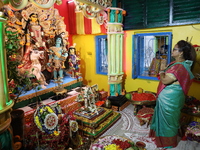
[171,44,182,58]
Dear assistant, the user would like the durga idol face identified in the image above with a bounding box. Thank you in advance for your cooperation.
[30,14,38,23]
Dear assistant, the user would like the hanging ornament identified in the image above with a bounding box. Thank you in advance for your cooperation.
[30,0,56,9]
[9,0,28,10]
[56,0,62,5]
[34,105,59,135]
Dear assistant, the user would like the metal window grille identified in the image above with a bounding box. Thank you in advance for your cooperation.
[95,35,108,75]
[132,32,172,80]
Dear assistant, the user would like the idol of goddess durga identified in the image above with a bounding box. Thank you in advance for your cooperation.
[20,7,49,70]
[24,12,46,49]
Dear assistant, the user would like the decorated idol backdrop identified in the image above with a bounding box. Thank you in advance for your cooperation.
[0,2,82,149]
[2,2,80,94]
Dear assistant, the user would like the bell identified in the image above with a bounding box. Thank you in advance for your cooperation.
[104,99,111,108]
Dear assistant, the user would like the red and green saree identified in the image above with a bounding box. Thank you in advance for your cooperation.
[149,60,194,148]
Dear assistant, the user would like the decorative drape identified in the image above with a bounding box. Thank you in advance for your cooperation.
[67,2,106,35]
[67,2,77,35]
[84,16,92,34]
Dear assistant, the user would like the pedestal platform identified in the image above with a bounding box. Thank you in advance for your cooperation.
[73,107,121,139]
[108,95,130,111]
[13,76,82,109]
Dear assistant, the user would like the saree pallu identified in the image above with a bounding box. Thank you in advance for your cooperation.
[149,84,185,148]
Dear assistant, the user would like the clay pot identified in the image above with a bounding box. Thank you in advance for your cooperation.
[136,141,146,148]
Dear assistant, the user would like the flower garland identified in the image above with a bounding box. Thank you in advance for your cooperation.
[90,135,139,150]
[34,105,59,135]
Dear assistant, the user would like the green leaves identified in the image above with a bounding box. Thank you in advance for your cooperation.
[5,26,33,100]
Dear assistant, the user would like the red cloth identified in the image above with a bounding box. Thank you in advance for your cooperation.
[84,17,92,34]
[66,2,106,35]
[149,130,178,148]
[67,2,77,34]
[100,23,107,33]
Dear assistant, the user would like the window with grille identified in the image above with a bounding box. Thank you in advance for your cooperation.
[132,32,172,80]
[95,35,108,75]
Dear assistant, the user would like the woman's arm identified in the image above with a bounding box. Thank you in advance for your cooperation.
[159,59,178,84]
[159,72,177,85]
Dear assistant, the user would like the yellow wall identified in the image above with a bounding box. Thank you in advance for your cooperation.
[73,34,108,91]
[73,24,200,99]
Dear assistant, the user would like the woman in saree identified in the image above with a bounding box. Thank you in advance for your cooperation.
[149,40,196,148]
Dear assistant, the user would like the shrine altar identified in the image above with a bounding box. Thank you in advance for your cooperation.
[73,107,121,139]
